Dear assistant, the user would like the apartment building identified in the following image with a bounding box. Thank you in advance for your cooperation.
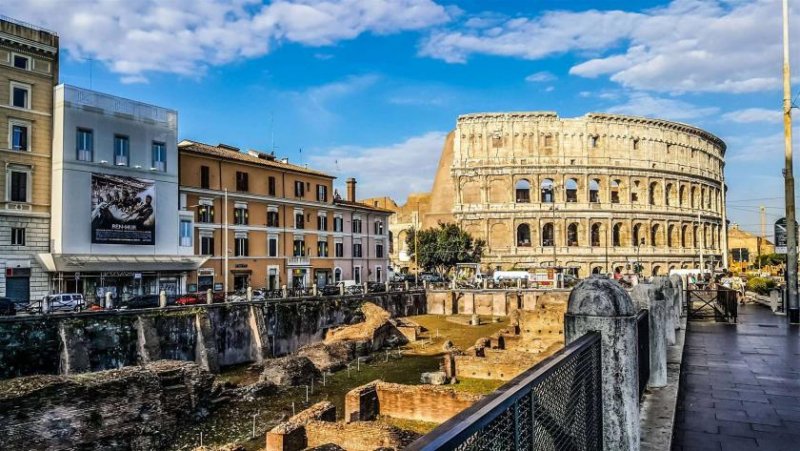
[0,18,58,301]
[178,140,391,292]
[38,85,205,304]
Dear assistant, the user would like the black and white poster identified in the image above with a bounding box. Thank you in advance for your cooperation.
[90,173,155,245]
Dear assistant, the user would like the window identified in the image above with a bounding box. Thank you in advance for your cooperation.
[591,223,601,247]
[515,179,531,203]
[76,128,93,161]
[268,236,278,257]
[589,135,599,148]
[318,241,329,257]
[295,211,305,229]
[517,223,531,247]
[8,168,28,202]
[633,138,640,150]
[334,268,342,282]
[374,221,384,235]
[376,266,382,283]
[613,223,622,247]
[354,266,362,284]
[376,243,384,258]
[267,209,280,227]
[334,216,344,232]
[542,223,554,247]
[13,55,29,70]
[335,241,344,257]
[11,227,25,246]
[197,205,214,223]
[352,218,362,234]
[200,166,210,189]
[589,179,600,203]
[10,121,28,151]
[317,214,328,231]
[610,180,621,204]
[180,220,192,247]
[10,83,29,109]
[113,135,129,166]
[567,223,579,246]
[200,235,215,255]
[234,205,248,225]
[317,184,328,202]
[235,171,249,192]
[353,243,363,257]
[565,179,578,203]
[268,176,276,196]
[293,238,305,257]
[235,235,249,256]
[152,141,167,172]
[294,180,305,198]
[540,179,554,203]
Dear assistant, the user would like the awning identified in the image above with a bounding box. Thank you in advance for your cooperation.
[35,254,208,272]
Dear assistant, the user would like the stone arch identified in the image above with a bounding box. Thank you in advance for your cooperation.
[667,224,677,248]
[567,222,580,246]
[690,186,698,208]
[589,179,601,203]
[633,223,645,246]
[565,178,579,202]
[679,185,687,207]
[652,265,662,276]
[632,180,642,203]
[649,181,662,206]
[613,222,624,247]
[610,179,622,204]
[490,222,510,249]
[665,183,676,206]
[541,178,554,203]
[542,222,554,246]
[489,178,509,203]
[461,178,480,204]
[514,178,531,203]
[681,224,688,248]
[516,223,531,247]
[591,223,601,247]
[651,223,663,247]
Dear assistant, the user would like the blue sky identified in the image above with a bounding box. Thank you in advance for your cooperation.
[8,0,800,238]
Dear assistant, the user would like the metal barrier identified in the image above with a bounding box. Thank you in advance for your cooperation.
[686,287,738,322]
[636,309,650,401]
[407,332,603,451]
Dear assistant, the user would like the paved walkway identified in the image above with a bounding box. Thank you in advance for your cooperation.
[672,303,800,450]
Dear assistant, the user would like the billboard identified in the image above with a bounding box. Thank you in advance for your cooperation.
[774,217,799,254]
[90,173,155,245]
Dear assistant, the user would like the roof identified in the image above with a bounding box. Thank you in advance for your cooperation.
[334,199,395,214]
[179,139,335,179]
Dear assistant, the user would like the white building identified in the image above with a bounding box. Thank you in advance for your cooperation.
[37,85,204,303]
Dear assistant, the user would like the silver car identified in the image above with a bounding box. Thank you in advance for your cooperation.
[42,293,86,313]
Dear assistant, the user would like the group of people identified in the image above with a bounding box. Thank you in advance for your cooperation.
[91,185,154,230]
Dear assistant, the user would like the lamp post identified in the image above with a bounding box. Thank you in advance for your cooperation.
[223,188,229,298]
[782,0,799,323]
[636,238,645,276]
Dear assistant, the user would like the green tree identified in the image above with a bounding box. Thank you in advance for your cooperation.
[405,222,485,277]
[756,253,786,267]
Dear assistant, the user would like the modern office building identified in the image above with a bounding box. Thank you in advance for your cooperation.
[0,18,59,302]
[178,140,391,292]
[37,85,204,304]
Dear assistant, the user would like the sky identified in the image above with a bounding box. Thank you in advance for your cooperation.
[6,0,800,239]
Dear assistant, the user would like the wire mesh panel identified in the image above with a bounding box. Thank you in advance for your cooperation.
[408,333,603,451]
[636,310,650,401]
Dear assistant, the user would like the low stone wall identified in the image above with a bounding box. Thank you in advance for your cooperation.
[0,291,425,380]
[344,380,482,424]
[450,350,546,381]
[304,420,407,451]
[0,360,214,451]
[266,401,336,451]
[426,289,570,316]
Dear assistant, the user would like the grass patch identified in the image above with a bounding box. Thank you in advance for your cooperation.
[405,314,509,356]
[379,416,439,435]
[450,377,506,395]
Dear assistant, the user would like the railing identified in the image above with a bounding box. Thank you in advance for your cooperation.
[636,309,650,401]
[407,332,603,451]
[686,287,737,322]
[287,256,310,266]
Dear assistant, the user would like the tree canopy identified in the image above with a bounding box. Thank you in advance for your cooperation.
[405,222,485,276]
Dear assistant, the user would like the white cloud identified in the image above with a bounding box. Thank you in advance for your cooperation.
[306,131,447,200]
[287,73,380,125]
[606,92,718,121]
[726,128,800,162]
[6,0,450,81]
[525,71,556,83]
[722,108,782,124]
[422,0,794,94]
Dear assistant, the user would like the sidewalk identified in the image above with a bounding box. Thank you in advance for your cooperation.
[672,303,800,450]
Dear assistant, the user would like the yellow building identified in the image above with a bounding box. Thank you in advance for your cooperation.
[727,224,774,273]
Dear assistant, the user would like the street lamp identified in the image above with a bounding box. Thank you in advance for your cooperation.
[636,238,646,276]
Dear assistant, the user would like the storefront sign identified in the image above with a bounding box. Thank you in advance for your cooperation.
[213,283,224,292]
[91,173,156,245]
[234,263,248,268]
[101,271,136,277]
[775,217,799,254]
[198,268,215,276]
[134,272,142,279]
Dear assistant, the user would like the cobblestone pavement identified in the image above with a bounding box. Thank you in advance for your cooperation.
[673,303,800,450]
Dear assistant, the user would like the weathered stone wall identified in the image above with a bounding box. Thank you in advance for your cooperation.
[304,421,407,451]
[427,289,569,316]
[374,382,482,424]
[0,291,426,379]
[0,360,213,451]
[266,401,336,451]
[452,351,544,381]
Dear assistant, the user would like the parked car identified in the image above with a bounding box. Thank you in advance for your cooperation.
[420,273,446,283]
[0,297,16,316]
[176,294,201,306]
[41,293,86,312]
[367,282,386,293]
[120,294,162,310]
[320,284,342,296]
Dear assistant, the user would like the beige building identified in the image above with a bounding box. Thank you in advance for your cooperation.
[362,193,432,275]
[0,18,58,301]
[389,112,727,278]
[727,224,773,272]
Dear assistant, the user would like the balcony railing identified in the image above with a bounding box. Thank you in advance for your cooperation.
[287,256,310,266]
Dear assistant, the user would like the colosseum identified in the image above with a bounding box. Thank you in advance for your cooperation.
[366,112,728,278]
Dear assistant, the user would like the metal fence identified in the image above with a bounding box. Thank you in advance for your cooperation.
[686,287,738,322]
[636,309,650,401]
[407,332,603,451]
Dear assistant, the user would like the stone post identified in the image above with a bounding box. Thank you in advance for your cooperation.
[159,290,167,308]
[247,286,253,302]
[312,283,318,297]
[669,274,684,325]
[105,292,113,310]
[653,277,676,345]
[385,280,390,292]
[404,281,409,291]
[339,284,345,296]
[565,276,639,450]
[631,283,667,388]
[282,285,288,298]
[482,278,488,290]
[206,289,213,304]
[516,278,522,289]
[42,295,50,314]
[363,281,368,294]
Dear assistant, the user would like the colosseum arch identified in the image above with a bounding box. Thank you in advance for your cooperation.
[633,223,646,246]
[542,222,555,246]
[681,224,688,248]
[690,186,698,208]
[591,223,602,247]
[515,179,531,203]
[516,223,532,247]
[489,178,509,203]
[665,183,676,206]
[490,222,510,249]
[679,185,687,207]
[649,181,662,206]
[541,178,555,203]
[589,179,601,203]
[651,223,664,247]
[652,265,662,276]
[567,222,580,246]
[631,180,642,204]
[460,178,481,204]
[612,222,625,247]
[667,224,678,248]
[565,178,579,203]
[610,179,622,204]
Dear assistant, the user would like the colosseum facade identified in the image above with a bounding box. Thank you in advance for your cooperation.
[390,112,728,278]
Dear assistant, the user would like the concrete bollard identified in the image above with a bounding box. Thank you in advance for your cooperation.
[246,286,252,302]
[159,290,167,308]
[385,280,390,292]
[483,278,488,290]
[669,274,684,327]
[363,282,368,294]
[282,285,288,298]
[404,280,409,291]
[312,283,318,296]
[105,292,113,310]
[631,283,668,388]
[339,284,345,296]
[770,290,780,312]
[206,289,213,304]
[565,276,639,450]
[470,314,480,326]
[653,277,676,345]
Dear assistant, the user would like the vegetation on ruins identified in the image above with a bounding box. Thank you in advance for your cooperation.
[405,222,485,277]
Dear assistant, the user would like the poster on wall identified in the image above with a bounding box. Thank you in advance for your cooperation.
[90,173,156,245]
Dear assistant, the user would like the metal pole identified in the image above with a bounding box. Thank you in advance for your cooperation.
[223,188,229,298]
[783,0,799,323]
[698,212,704,273]
[415,202,419,285]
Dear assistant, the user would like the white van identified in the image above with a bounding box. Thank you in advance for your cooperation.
[492,271,531,283]
[42,293,86,313]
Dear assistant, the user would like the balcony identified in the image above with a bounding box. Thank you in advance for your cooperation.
[287,256,310,266]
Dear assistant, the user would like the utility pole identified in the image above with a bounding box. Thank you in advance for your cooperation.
[783,0,799,323]
[414,202,419,285]
[759,206,766,272]
[223,188,229,297]
[698,211,705,273]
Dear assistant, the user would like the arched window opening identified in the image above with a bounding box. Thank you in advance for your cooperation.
[651,224,661,247]
[610,180,621,204]
[541,179,554,203]
[334,268,342,283]
[665,183,674,206]
[691,187,697,208]
[517,223,531,247]
[613,223,622,247]
[681,225,688,248]
[567,223,579,246]
[649,181,660,206]
[652,265,661,276]
[679,185,686,207]
[633,224,644,247]
[667,225,675,247]
[631,180,640,203]
[591,223,601,247]
[515,179,531,203]
[592,266,602,275]
[693,225,699,248]
[566,178,578,203]
[542,223,554,246]
[589,179,601,203]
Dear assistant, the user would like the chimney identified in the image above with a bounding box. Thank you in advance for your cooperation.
[346,178,357,202]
